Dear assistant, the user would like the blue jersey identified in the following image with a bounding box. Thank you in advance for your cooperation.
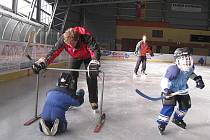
[161,64,194,92]
[41,87,83,123]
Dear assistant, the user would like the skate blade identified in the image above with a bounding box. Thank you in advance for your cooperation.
[133,75,138,79]
[94,113,106,133]
[93,109,100,114]
[172,120,186,129]
[159,130,164,135]
[140,74,147,80]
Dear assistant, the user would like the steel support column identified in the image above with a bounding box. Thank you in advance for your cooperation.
[208,0,210,29]
[45,0,58,44]
[60,0,72,34]
[28,0,37,20]
[12,0,18,14]
[36,0,41,22]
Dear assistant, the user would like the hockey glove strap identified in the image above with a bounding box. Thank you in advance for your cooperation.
[32,61,46,74]
[87,60,100,77]
[194,76,205,89]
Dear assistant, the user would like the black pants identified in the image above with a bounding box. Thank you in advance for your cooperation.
[134,56,147,74]
[68,58,98,103]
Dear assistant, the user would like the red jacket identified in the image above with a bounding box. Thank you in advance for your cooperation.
[46,26,101,64]
[139,42,151,56]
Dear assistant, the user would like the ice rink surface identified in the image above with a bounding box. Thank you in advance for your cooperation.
[0,60,210,140]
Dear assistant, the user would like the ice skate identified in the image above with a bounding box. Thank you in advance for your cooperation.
[133,73,138,79]
[90,102,99,114]
[158,124,166,135]
[40,119,51,136]
[140,71,147,79]
[141,71,147,75]
[172,118,186,129]
[51,119,59,136]
[93,109,100,114]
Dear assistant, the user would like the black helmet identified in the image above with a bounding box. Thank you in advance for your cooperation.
[57,72,74,89]
[174,47,190,59]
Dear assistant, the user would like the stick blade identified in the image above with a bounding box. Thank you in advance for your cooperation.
[94,113,106,133]
[24,115,41,126]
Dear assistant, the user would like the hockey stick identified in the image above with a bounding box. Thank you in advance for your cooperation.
[94,71,106,133]
[23,31,36,61]
[135,87,196,101]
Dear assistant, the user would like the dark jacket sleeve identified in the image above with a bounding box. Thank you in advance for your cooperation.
[80,34,101,61]
[134,41,141,55]
[45,35,65,65]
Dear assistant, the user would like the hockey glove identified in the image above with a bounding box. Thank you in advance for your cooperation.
[32,61,47,74]
[76,89,85,105]
[87,60,100,77]
[162,88,173,96]
[76,89,85,97]
[194,76,205,89]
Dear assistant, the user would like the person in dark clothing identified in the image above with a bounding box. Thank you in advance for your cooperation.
[39,72,85,136]
[198,57,204,66]
[32,26,100,110]
[133,35,153,78]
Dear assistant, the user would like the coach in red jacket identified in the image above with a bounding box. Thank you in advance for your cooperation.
[133,35,153,77]
[32,26,101,110]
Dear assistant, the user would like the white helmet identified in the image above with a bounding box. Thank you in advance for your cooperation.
[174,48,193,71]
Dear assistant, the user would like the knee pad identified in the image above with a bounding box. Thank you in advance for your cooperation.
[178,94,191,109]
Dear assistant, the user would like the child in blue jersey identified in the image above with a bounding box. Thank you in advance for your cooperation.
[157,48,205,135]
[39,72,85,136]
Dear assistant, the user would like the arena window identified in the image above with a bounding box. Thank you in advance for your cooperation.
[152,30,163,38]
[40,0,52,24]
[17,0,36,19]
[0,0,12,9]
[190,35,210,43]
